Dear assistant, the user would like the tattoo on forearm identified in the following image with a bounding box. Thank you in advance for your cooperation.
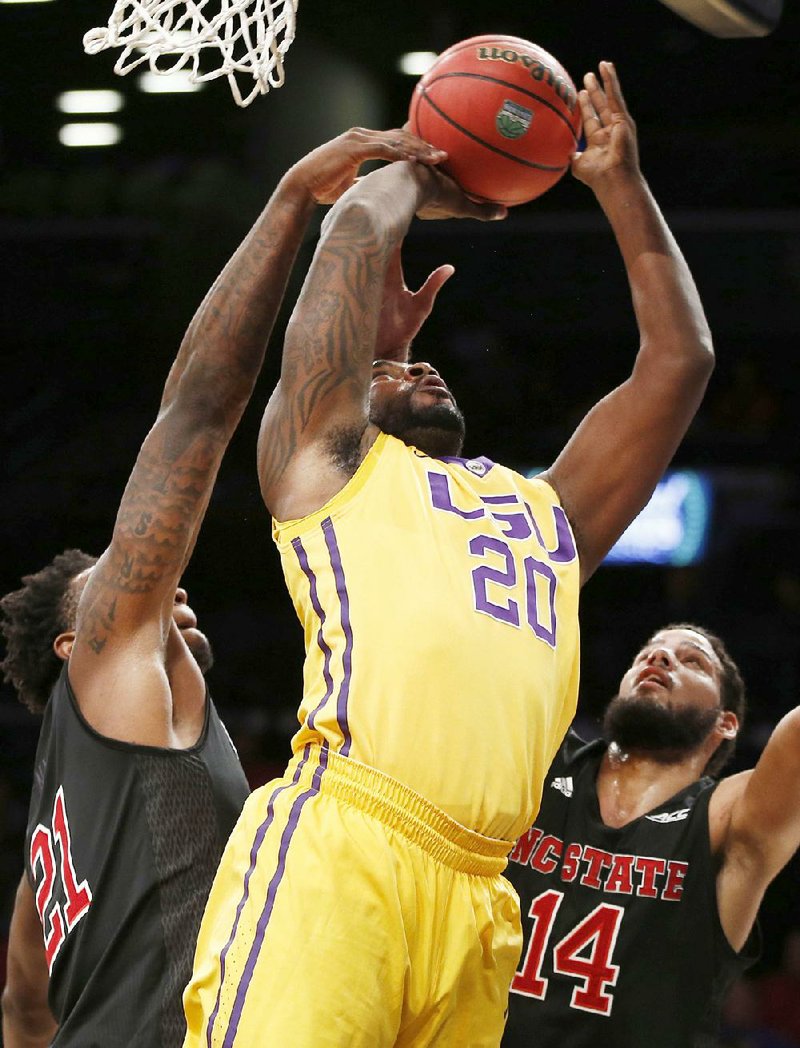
[80,429,219,653]
[79,190,316,654]
[259,208,393,492]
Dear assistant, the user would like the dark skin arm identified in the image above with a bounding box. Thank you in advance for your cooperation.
[2,877,57,1048]
[69,129,438,747]
[539,63,714,583]
[711,707,800,950]
[258,155,505,522]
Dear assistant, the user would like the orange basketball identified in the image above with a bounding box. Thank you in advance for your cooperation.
[408,35,582,206]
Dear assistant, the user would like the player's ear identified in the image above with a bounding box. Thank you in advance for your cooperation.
[716,708,738,741]
[54,630,76,662]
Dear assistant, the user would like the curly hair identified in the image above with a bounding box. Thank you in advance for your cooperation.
[0,549,97,715]
[653,622,747,778]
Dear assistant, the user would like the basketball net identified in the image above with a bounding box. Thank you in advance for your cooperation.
[83,0,300,107]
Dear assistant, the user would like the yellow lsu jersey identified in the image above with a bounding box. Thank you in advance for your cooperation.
[273,432,580,841]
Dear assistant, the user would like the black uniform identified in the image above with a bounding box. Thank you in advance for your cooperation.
[24,666,250,1047]
[503,732,758,1048]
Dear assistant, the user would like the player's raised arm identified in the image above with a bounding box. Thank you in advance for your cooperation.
[2,876,57,1048]
[712,707,800,950]
[539,62,714,583]
[70,130,431,743]
[257,152,504,523]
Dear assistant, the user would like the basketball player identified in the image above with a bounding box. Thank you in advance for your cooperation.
[183,63,716,1046]
[501,622,791,1048]
[0,128,447,1048]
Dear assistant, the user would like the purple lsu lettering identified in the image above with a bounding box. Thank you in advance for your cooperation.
[427,470,576,648]
[511,826,689,903]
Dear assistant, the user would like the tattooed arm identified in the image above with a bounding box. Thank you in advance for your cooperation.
[69,129,442,747]
[258,158,505,523]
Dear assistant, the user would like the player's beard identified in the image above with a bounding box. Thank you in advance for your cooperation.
[602,694,720,762]
[372,397,466,457]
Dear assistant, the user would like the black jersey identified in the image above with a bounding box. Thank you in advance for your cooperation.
[24,666,250,1047]
[503,732,758,1048]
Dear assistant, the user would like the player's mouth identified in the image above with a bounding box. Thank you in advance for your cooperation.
[635,668,671,690]
[416,376,452,399]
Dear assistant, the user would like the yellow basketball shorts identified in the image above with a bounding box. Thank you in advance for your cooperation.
[183,742,522,1047]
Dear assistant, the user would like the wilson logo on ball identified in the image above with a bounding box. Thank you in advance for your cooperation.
[496,100,533,140]
[476,45,578,114]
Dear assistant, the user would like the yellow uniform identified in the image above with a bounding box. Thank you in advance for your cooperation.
[184,433,580,1046]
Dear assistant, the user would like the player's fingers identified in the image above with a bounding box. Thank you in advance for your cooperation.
[363,129,446,164]
[470,202,508,222]
[584,71,611,126]
[416,264,455,302]
[577,89,602,135]
[598,61,629,116]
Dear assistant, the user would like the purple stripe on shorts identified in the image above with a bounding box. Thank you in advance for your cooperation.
[222,744,330,1046]
[204,745,311,1048]
[291,537,335,731]
[321,517,354,756]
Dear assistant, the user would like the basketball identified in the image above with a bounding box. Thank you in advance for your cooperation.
[408,35,582,206]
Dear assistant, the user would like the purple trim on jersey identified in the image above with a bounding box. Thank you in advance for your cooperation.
[222,743,330,1047]
[524,502,578,564]
[321,517,354,757]
[205,745,312,1048]
[291,537,335,732]
[437,453,496,474]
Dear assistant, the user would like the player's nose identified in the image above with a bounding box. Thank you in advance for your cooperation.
[406,362,439,379]
[646,647,673,669]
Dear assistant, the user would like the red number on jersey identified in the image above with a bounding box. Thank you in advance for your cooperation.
[512,889,624,1016]
[30,785,93,972]
[552,902,623,1015]
[511,889,563,998]
[30,825,65,970]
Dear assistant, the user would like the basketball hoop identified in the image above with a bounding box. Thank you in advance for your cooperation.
[83,0,300,107]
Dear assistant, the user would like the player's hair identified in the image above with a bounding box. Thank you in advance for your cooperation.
[0,549,97,714]
[653,622,746,777]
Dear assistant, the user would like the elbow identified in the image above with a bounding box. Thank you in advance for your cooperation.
[696,331,715,377]
[2,984,54,1037]
[681,333,715,388]
[641,330,715,386]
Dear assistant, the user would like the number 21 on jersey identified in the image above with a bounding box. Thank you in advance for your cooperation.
[30,785,93,971]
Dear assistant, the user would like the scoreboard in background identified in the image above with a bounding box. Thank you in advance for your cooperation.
[604,472,712,566]
[523,468,713,567]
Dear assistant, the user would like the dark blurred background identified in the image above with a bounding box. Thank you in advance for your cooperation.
[2,0,799,1038]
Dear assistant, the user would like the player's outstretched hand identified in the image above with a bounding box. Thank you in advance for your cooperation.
[290,127,448,206]
[571,62,640,190]
[415,165,507,222]
[374,245,454,363]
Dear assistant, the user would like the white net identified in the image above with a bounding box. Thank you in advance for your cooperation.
[83,0,300,107]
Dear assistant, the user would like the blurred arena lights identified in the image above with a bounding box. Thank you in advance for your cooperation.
[57,89,125,114]
[397,51,438,75]
[58,122,123,147]
[137,69,204,94]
